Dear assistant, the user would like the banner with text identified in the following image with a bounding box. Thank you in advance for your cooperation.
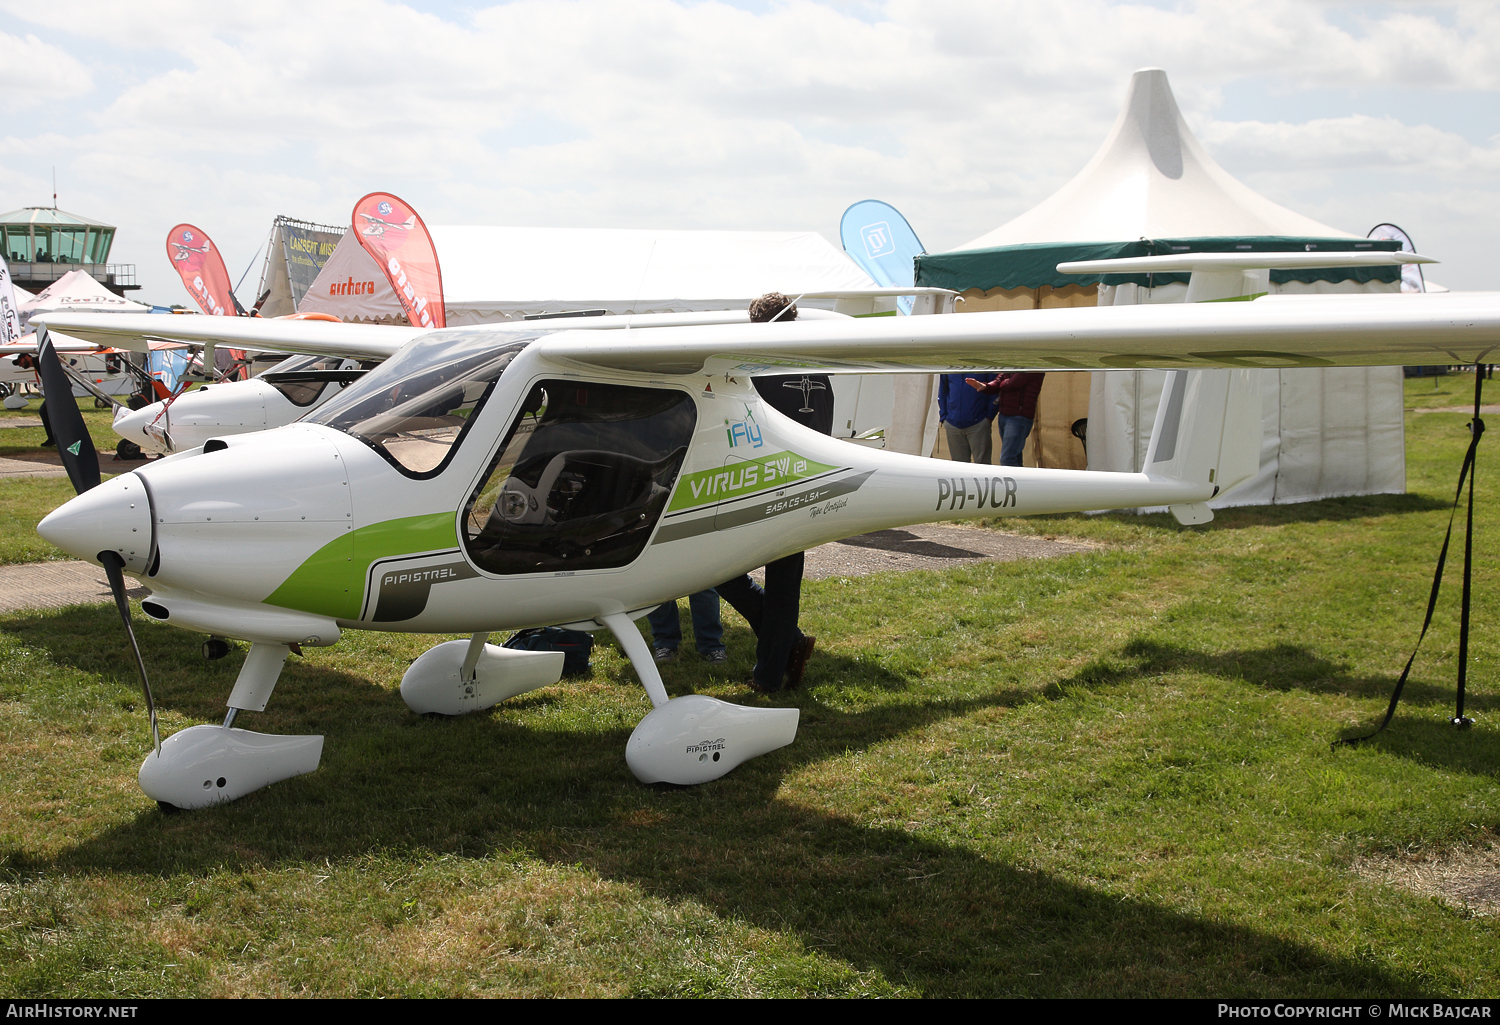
[166,224,240,317]
[351,193,445,329]
[278,221,343,306]
[0,255,20,343]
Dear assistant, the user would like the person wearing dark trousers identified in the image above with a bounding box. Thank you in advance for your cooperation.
[648,589,727,664]
[714,293,825,693]
[38,398,56,447]
[939,372,999,463]
[966,371,1045,467]
[716,560,810,691]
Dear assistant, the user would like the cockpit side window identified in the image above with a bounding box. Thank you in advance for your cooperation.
[262,356,357,407]
[463,381,695,574]
[307,336,530,478]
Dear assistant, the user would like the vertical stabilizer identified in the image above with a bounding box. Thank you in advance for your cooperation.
[1143,368,1260,523]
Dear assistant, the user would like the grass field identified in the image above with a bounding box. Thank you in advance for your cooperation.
[0,399,128,565]
[1,379,1497,997]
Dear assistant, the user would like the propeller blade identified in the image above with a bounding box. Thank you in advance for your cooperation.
[36,326,101,494]
[98,550,160,756]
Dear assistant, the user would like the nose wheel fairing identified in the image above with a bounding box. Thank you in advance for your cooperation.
[139,726,323,810]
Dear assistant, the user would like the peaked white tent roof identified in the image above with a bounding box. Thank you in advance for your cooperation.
[19,269,150,321]
[300,226,876,324]
[953,68,1356,251]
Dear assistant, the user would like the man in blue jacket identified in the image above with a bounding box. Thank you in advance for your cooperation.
[938,373,999,463]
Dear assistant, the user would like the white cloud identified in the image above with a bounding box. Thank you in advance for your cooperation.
[2,0,1498,301]
[0,32,94,102]
[1202,116,1500,177]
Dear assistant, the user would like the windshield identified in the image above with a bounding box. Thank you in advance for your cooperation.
[307,329,536,477]
[263,354,321,375]
[260,354,362,407]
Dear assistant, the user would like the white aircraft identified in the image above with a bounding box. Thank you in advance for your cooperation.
[0,335,153,408]
[112,352,370,453]
[32,291,1500,811]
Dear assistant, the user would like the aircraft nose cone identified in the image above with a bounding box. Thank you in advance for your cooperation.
[38,472,156,572]
[113,402,165,452]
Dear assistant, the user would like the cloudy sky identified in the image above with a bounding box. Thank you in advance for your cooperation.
[3,0,1497,306]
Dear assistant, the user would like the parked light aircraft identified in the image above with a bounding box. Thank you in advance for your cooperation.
[33,291,1500,810]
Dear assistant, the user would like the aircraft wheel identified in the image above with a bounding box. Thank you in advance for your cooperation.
[203,638,231,661]
[157,801,183,815]
[95,397,110,408]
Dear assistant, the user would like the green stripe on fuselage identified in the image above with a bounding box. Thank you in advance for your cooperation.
[263,512,458,620]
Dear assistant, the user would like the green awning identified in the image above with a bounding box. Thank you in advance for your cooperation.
[914,236,1405,291]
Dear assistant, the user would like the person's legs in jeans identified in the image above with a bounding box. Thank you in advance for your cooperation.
[997,415,1033,467]
[687,589,725,656]
[647,601,682,654]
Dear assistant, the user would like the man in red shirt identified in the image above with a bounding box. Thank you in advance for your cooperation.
[965,372,1045,467]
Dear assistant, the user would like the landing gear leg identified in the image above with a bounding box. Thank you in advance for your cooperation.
[137,641,324,809]
[599,611,798,786]
[399,633,563,714]
[598,612,669,709]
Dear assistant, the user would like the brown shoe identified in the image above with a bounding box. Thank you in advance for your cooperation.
[785,635,816,688]
[746,675,781,694]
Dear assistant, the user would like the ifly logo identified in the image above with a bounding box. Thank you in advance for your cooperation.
[862,221,894,258]
[725,412,763,449]
[378,201,393,215]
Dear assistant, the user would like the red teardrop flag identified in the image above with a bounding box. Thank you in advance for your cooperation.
[166,224,239,317]
[351,193,445,329]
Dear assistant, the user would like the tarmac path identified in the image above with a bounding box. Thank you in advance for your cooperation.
[0,445,146,480]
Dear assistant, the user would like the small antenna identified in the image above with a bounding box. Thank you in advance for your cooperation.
[626,239,658,330]
[52,167,57,208]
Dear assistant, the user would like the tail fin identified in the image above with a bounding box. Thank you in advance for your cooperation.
[1142,368,1260,524]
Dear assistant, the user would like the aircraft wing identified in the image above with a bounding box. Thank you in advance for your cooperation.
[36,291,1500,376]
[30,313,424,362]
[28,308,854,364]
[536,291,1500,375]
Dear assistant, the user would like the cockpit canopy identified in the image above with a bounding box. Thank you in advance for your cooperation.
[306,329,537,476]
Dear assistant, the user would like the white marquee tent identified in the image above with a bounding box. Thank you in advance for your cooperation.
[298,226,877,324]
[946,68,1405,507]
[19,269,150,328]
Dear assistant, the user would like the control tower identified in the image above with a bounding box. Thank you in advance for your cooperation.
[0,205,138,295]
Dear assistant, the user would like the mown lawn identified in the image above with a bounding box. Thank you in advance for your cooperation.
[0,398,129,565]
[0,387,1496,997]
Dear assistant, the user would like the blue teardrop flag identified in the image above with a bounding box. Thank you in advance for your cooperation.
[839,200,925,315]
